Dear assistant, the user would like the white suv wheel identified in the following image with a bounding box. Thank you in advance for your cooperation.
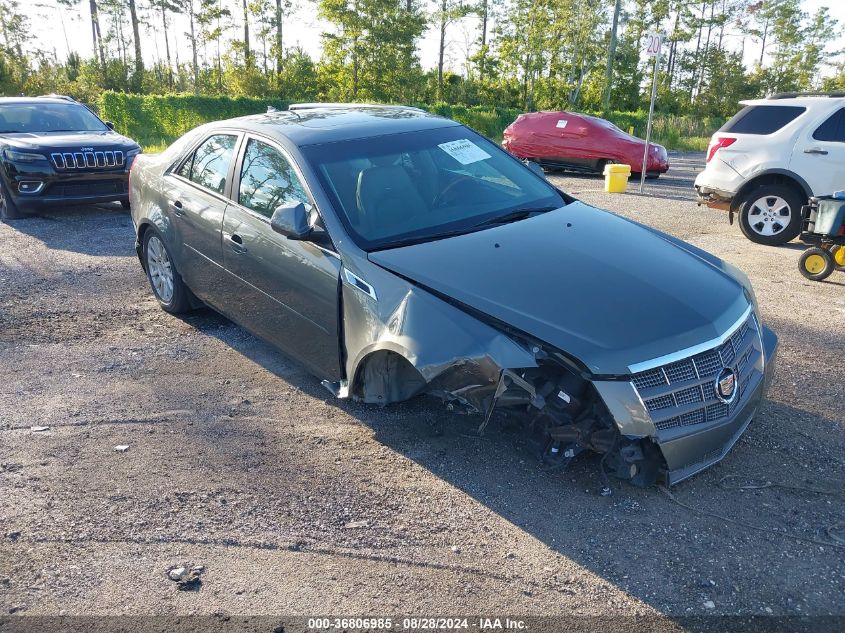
[747,195,791,237]
[737,184,803,246]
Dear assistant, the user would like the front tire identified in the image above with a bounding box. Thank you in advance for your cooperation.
[142,229,191,313]
[798,247,835,281]
[737,184,804,246]
[0,180,24,221]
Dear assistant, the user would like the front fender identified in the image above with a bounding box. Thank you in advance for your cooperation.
[342,267,538,410]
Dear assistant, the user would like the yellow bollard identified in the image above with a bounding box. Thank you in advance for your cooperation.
[603,163,631,193]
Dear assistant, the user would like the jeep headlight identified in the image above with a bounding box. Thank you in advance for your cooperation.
[4,149,47,162]
[126,147,142,167]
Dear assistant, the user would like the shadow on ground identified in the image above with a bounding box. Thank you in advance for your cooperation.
[181,306,845,616]
[3,203,132,257]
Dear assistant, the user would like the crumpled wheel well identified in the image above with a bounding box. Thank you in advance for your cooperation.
[353,350,427,404]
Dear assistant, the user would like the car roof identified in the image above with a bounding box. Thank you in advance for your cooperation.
[0,96,81,105]
[224,105,460,146]
[740,96,845,108]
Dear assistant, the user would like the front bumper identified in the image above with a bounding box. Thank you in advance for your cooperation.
[661,324,778,484]
[4,161,129,211]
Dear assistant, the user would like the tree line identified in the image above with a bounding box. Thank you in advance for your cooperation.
[0,0,841,119]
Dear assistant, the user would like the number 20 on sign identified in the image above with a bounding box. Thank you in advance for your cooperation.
[645,33,662,57]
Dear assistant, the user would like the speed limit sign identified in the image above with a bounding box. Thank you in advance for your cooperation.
[644,32,663,57]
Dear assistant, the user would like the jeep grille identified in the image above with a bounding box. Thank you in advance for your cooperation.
[51,150,125,170]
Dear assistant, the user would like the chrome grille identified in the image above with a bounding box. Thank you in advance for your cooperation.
[665,359,696,383]
[631,311,764,434]
[693,348,723,377]
[51,150,125,170]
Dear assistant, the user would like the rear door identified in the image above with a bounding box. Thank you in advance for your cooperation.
[167,132,241,303]
[221,134,342,380]
[789,105,845,196]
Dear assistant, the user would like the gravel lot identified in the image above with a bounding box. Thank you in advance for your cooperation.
[1,152,843,619]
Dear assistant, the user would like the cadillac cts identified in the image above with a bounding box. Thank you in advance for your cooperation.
[129,104,778,486]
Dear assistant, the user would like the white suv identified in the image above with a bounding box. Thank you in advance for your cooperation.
[694,92,845,245]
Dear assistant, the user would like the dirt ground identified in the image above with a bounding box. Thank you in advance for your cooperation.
[1,153,843,621]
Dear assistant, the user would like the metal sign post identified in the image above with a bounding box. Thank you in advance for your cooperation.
[639,32,663,194]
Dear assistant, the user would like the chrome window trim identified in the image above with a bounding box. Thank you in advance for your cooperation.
[627,304,753,374]
[170,172,235,206]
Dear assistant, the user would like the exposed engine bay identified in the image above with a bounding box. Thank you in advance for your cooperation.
[434,361,666,489]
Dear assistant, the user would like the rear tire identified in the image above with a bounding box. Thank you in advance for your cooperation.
[0,180,25,221]
[798,247,835,281]
[142,228,191,313]
[737,184,804,246]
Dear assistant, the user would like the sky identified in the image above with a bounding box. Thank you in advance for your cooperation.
[25,0,845,78]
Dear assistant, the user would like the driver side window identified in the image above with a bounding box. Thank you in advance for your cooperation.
[238,138,309,218]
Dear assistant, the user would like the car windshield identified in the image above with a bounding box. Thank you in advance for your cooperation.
[302,126,567,250]
[0,103,108,133]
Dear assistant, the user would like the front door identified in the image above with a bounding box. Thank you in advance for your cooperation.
[221,135,342,381]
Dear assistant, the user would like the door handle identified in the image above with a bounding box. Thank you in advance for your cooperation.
[171,200,185,216]
[228,233,247,254]
[804,147,828,155]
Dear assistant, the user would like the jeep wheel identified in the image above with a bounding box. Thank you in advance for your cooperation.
[737,184,803,246]
[0,180,24,222]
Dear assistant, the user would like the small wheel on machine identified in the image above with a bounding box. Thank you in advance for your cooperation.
[831,244,845,272]
[0,179,25,221]
[121,199,131,210]
[737,184,804,246]
[798,247,835,281]
[142,228,191,313]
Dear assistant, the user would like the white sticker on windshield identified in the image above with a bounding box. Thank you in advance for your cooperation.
[556,119,568,128]
[438,139,491,165]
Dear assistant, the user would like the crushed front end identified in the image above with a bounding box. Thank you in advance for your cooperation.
[340,262,777,488]
[426,307,777,487]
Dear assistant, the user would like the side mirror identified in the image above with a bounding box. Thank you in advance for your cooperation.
[104,121,115,130]
[270,202,312,239]
[523,159,546,179]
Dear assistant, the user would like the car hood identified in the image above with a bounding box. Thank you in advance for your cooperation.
[1,130,138,150]
[368,202,749,375]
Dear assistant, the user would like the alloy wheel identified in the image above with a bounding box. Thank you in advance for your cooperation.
[747,195,791,237]
[146,235,174,303]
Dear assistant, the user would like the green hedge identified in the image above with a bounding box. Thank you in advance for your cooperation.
[98,92,290,147]
[98,92,723,151]
[417,103,523,140]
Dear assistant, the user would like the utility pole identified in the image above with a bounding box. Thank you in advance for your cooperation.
[602,0,622,112]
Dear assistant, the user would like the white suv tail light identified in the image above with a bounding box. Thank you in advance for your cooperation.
[707,137,737,163]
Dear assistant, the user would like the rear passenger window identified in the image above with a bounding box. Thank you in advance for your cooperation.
[813,108,845,142]
[720,105,806,135]
[177,134,237,194]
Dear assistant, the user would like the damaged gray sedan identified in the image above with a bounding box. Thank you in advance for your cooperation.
[129,104,778,486]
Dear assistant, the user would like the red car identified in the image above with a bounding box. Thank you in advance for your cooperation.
[502,111,670,177]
